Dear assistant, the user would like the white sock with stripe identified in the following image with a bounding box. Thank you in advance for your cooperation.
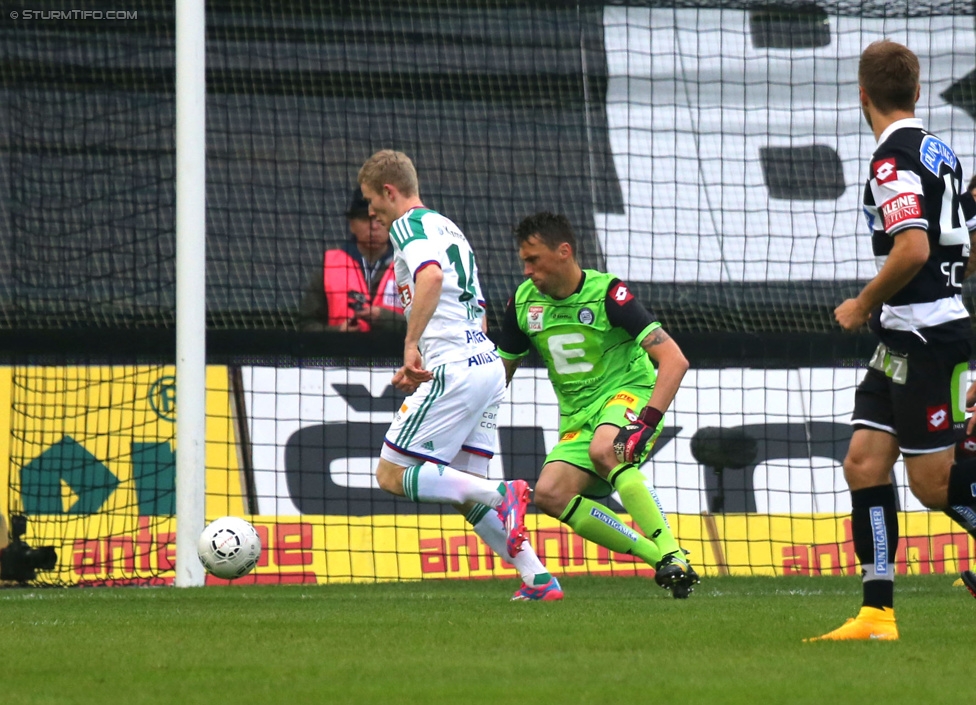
[403,464,505,507]
[467,504,549,585]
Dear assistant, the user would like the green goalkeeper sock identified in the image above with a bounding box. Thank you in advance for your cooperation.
[559,495,661,567]
[608,463,681,557]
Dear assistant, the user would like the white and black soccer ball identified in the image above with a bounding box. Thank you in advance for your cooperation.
[197,516,262,580]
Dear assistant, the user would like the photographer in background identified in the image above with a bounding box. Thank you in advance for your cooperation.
[299,187,404,332]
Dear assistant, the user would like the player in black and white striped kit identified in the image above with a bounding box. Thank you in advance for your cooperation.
[809,40,976,642]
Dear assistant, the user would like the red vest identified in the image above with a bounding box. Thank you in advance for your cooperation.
[323,249,401,331]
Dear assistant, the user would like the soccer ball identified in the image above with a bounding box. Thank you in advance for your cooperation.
[197,516,262,580]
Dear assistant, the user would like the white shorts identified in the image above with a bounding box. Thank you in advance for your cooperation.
[381,353,505,475]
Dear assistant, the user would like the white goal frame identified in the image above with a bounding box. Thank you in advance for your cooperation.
[174,0,207,587]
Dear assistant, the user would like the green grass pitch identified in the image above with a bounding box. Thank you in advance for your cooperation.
[4,575,973,705]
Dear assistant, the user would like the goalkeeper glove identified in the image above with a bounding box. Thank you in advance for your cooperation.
[613,406,664,464]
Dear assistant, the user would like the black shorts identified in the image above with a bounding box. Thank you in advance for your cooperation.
[852,338,970,455]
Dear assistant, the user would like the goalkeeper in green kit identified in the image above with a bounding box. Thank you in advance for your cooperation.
[496,212,699,598]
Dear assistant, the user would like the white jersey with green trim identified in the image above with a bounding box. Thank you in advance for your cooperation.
[389,207,494,367]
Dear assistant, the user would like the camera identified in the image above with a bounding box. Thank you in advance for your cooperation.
[0,514,57,583]
[347,290,368,315]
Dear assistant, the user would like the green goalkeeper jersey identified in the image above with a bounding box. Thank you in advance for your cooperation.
[497,270,661,433]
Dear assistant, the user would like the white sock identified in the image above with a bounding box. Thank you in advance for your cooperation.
[403,464,505,507]
[467,504,549,584]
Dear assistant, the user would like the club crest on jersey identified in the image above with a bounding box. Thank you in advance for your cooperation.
[578,307,595,325]
[609,282,633,305]
[528,305,544,331]
[872,158,897,184]
[398,283,413,308]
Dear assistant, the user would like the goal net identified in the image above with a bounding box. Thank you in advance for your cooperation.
[2,1,974,585]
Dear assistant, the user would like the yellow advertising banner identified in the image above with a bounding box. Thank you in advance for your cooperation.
[0,365,246,578]
[22,512,976,586]
[0,365,245,519]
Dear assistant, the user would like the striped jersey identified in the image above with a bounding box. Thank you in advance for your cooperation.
[388,207,494,367]
[863,117,976,343]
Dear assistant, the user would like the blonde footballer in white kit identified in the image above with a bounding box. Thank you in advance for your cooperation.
[358,149,562,600]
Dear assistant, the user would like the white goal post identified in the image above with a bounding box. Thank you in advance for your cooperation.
[174,0,207,587]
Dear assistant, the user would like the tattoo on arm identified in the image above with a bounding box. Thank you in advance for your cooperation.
[643,327,671,348]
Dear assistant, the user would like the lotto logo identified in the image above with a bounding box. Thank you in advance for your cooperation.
[873,158,897,184]
[610,282,633,305]
[927,405,949,431]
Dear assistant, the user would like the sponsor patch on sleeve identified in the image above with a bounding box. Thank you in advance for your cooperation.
[609,282,634,306]
[872,158,897,185]
[397,283,413,308]
[880,192,921,231]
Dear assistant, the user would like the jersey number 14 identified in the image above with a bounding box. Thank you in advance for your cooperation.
[447,244,477,302]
